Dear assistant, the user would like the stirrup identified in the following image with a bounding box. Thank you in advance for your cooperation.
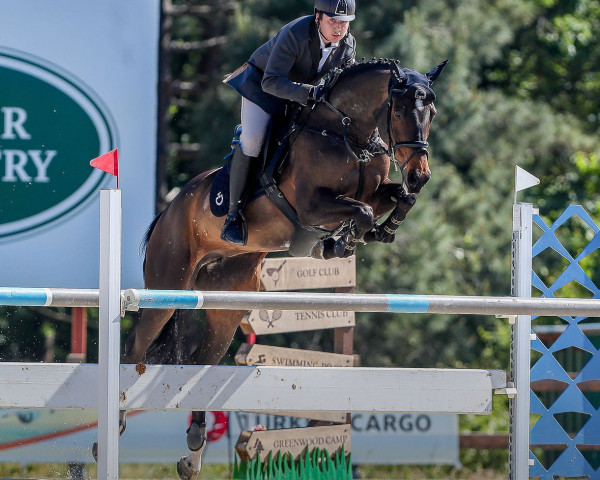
[220,211,248,246]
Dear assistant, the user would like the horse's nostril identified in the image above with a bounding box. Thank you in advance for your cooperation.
[407,171,419,187]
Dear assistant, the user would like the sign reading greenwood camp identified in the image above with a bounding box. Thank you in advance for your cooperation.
[0,49,114,239]
[236,425,351,462]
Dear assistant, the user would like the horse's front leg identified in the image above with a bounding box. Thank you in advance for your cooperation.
[296,187,376,258]
[364,187,417,244]
[298,187,377,235]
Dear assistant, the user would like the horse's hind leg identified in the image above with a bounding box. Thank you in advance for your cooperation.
[93,238,200,462]
[177,252,266,480]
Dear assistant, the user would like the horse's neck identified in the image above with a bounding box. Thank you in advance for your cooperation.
[328,71,390,135]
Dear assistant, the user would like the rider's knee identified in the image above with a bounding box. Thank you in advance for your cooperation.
[239,137,263,157]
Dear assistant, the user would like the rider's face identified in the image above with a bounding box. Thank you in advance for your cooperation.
[317,13,349,44]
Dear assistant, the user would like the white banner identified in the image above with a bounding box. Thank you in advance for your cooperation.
[0,1,159,289]
[0,410,459,466]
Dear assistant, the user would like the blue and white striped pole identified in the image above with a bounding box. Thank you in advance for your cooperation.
[122,289,600,317]
[1,287,600,317]
[0,288,98,307]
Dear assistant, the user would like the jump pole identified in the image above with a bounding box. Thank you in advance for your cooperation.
[1,288,599,317]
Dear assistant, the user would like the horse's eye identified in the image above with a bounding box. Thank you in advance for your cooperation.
[394,105,407,117]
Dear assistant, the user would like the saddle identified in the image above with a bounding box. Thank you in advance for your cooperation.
[210,106,336,257]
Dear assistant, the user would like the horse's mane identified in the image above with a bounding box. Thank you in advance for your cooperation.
[322,57,401,86]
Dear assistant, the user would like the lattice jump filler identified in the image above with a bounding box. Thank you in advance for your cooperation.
[530,205,600,479]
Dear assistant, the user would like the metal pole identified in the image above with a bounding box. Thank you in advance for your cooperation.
[510,202,533,480]
[121,289,600,317]
[97,189,122,480]
[1,287,599,317]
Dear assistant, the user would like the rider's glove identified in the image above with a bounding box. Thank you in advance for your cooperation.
[309,84,327,103]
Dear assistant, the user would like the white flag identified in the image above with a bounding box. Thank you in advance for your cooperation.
[515,166,540,192]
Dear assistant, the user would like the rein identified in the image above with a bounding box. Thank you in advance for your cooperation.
[299,60,430,171]
[301,100,388,163]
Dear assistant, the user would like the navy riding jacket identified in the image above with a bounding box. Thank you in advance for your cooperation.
[224,15,356,115]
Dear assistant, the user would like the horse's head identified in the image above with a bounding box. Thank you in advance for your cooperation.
[384,60,447,193]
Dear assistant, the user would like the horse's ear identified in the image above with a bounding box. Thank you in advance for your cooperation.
[426,59,449,85]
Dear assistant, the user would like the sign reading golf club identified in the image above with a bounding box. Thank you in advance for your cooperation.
[0,2,158,288]
[0,51,113,238]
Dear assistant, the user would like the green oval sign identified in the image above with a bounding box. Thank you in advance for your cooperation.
[0,49,115,239]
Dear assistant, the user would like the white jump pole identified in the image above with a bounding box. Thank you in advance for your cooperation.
[97,189,122,480]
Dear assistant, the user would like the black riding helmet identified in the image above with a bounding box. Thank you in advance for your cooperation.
[314,0,356,21]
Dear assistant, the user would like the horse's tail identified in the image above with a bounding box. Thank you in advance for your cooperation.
[140,210,164,273]
[144,309,185,364]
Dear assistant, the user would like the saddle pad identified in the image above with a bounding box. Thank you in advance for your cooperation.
[209,166,230,217]
[209,163,266,218]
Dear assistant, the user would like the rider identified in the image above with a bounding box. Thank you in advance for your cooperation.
[221,0,357,245]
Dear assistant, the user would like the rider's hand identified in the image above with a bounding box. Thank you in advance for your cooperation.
[309,84,327,103]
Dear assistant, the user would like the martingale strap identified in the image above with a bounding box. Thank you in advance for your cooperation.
[299,123,387,163]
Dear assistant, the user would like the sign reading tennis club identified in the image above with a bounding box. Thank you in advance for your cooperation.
[0,49,115,239]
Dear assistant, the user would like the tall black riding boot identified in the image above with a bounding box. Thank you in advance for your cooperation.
[220,147,252,245]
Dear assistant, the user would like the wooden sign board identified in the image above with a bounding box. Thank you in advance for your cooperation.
[235,343,354,367]
[260,257,355,291]
[236,425,351,462]
[241,309,355,335]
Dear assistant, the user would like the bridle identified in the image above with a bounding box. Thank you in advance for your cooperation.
[297,60,432,173]
[382,61,430,171]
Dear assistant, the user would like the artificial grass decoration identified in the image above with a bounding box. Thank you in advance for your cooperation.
[233,447,351,480]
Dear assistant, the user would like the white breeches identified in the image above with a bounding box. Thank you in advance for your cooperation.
[239,97,271,157]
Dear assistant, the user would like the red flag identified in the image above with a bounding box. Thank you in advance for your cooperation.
[90,149,119,187]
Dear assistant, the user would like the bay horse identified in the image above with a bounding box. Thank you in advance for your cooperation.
[121,58,446,479]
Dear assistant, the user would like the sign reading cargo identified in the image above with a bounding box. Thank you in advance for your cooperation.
[0,50,112,238]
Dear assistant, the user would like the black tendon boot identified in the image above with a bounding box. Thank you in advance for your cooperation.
[220,147,252,245]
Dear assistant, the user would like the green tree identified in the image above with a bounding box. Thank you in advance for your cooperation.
[483,0,600,135]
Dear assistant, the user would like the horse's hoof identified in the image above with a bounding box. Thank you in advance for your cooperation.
[378,227,395,243]
[186,423,207,452]
[92,442,98,462]
[334,239,355,258]
[177,455,199,480]
[405,193,417,205]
